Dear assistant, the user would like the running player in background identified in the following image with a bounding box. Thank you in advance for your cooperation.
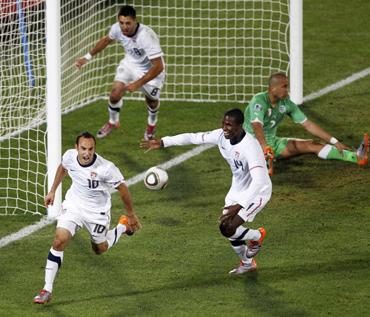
[141,109,272,275]
[33,132,141,304]
[244,72,368,173]
[75,5,165,140]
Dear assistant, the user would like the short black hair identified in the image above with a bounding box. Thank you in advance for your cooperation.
[75,131,96,146]
[118,5,136,18]
[224,108,244,125]
[268,72,287,87]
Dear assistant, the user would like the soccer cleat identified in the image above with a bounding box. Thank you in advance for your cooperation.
[357,133,368,166]
[33,289,52,304]
[229,258,257,275]
[119,215,134,236]
[246,227,266,258]
[97,121,120,139]
[144,124,156,141]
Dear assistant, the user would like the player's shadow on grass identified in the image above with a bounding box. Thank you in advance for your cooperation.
[242,273,310,317]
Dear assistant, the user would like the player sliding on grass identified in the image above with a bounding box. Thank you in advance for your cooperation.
[75,5,165,140]
[33,132,141,304]
[141,109,272,275]
[244,72,368,173]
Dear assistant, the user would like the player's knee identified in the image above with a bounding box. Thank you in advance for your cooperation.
[92,243,107,255]
[145,97,159,109]
[109,91,122,104]
[52,238,66,251]
[219,221,236,238]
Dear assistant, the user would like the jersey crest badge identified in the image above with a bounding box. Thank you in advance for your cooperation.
[279,105,286,113]
[254,103,262,112]
[235,151,240,158]
[91,171,97,178]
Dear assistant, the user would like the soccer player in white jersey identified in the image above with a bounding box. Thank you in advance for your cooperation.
[75,5,165,140]
[141,109,272,275]
[33,132,141,304]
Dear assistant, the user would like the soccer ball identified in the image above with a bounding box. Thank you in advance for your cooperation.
[144,166,168,190]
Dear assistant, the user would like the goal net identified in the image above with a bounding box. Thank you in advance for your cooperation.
[0,0,291,216]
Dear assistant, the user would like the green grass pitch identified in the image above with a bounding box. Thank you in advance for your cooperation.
[1,0,370,316]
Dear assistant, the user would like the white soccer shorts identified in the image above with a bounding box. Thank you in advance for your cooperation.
[56,200,111,244]
[114,58,165,101]
[223,195,269,223]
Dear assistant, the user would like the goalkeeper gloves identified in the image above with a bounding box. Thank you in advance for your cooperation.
[264,146,274,160]
[264,146,274,176]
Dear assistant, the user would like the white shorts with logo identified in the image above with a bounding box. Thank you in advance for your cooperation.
[224,192,270,223]
[114,57,165,101]
[56,200,111,244]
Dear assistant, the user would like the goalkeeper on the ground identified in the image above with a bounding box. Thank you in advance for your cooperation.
[244,72,368,172]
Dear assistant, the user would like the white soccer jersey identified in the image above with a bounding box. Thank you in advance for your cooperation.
[162,129,272,208]
[109,22,164,69]
[61,149,125,215]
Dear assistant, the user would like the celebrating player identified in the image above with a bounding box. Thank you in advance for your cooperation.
[33,132,141,304]
[75,5,165,140]
[141,109,272,275]
[244,72,368,172]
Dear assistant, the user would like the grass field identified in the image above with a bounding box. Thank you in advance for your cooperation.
[1,0,370,316]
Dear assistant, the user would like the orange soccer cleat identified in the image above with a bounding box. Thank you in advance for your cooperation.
[357,133,369,166]
[246,227,266,258]
[118,215,134,236]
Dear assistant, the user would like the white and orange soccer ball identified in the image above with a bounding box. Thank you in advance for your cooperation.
[144,166,168,190]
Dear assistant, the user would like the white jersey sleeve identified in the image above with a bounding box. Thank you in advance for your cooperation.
[103,163,125,190]
[162,129,222,147]
[136,26,163,60]
[61,149,76,170]
[108,23,120,40]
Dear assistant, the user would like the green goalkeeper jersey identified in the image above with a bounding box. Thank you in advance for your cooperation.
[243,92,307,145]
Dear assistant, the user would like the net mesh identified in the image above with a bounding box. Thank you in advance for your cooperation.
[0,0,289,215]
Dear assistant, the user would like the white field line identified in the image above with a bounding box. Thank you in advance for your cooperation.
[303,67,370,103]
[0,144,213,248]
[1,66,370,249]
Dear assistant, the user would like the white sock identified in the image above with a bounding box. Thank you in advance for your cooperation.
[108,100,123,124]
[106,223,127,249]
[318,144,332,159]
[44,248,64,293]
[229,243,253,264]
[229,226,261,241]
[147,103,159,126]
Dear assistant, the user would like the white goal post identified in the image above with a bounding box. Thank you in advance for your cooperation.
[0,0,302,218]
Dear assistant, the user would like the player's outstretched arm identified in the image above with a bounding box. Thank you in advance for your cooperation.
[116,183,142,231]
[44,164,67,207]
[302,120,350,151]
[75,36,113,69]
[140,138,163,152]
